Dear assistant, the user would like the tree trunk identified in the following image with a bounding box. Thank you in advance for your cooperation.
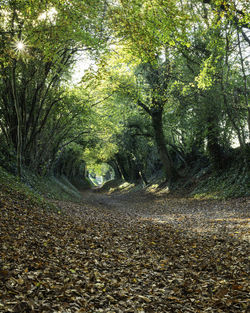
[139,170,148,185]
[151,109,178,183]
[237,28,249,140]
[206,114,225,169]
[115,155,129,181]
[11,63,22,178]
[112,159,123,180]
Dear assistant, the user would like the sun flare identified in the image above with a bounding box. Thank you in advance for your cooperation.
[12,38,28,58]
[15,41,25,51]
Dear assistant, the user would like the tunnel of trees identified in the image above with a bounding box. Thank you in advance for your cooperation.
[0,0,249,193]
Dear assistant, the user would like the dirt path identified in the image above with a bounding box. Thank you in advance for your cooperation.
[1,189,249,312]
[60,189,250,241]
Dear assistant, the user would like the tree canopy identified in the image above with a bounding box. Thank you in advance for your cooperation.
[0,0,249,190]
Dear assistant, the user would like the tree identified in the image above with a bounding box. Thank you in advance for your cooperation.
[0,0,107,176]
[104,0,195,182]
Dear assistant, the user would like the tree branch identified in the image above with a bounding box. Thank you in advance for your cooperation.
[59,131,90,150]
[137,99,152,115]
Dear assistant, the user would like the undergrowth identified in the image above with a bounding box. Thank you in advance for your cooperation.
[0,166,57,212]
[99,164,250,199]
[25,173,83,202]
[191,165,250,199]
[0,165,83,209]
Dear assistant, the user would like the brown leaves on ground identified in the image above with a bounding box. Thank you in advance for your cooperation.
[0,190,249,312]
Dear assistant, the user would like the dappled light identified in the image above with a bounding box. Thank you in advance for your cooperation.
[38,7,58,23]
[140,212,250,241]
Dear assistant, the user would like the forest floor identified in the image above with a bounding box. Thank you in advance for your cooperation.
[0,187,249,312]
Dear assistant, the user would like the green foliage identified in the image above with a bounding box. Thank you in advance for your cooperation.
[0,0,249,197]
[0,0,108,177]
[195,56,217,89]
[108,0,192,62]
[0,166,57,210]
[0,163,85,205]
[192,166,250,199]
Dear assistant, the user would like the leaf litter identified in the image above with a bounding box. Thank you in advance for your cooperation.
[0,189,249,312]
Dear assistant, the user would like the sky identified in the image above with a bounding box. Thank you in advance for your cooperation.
[71,53,97,85]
